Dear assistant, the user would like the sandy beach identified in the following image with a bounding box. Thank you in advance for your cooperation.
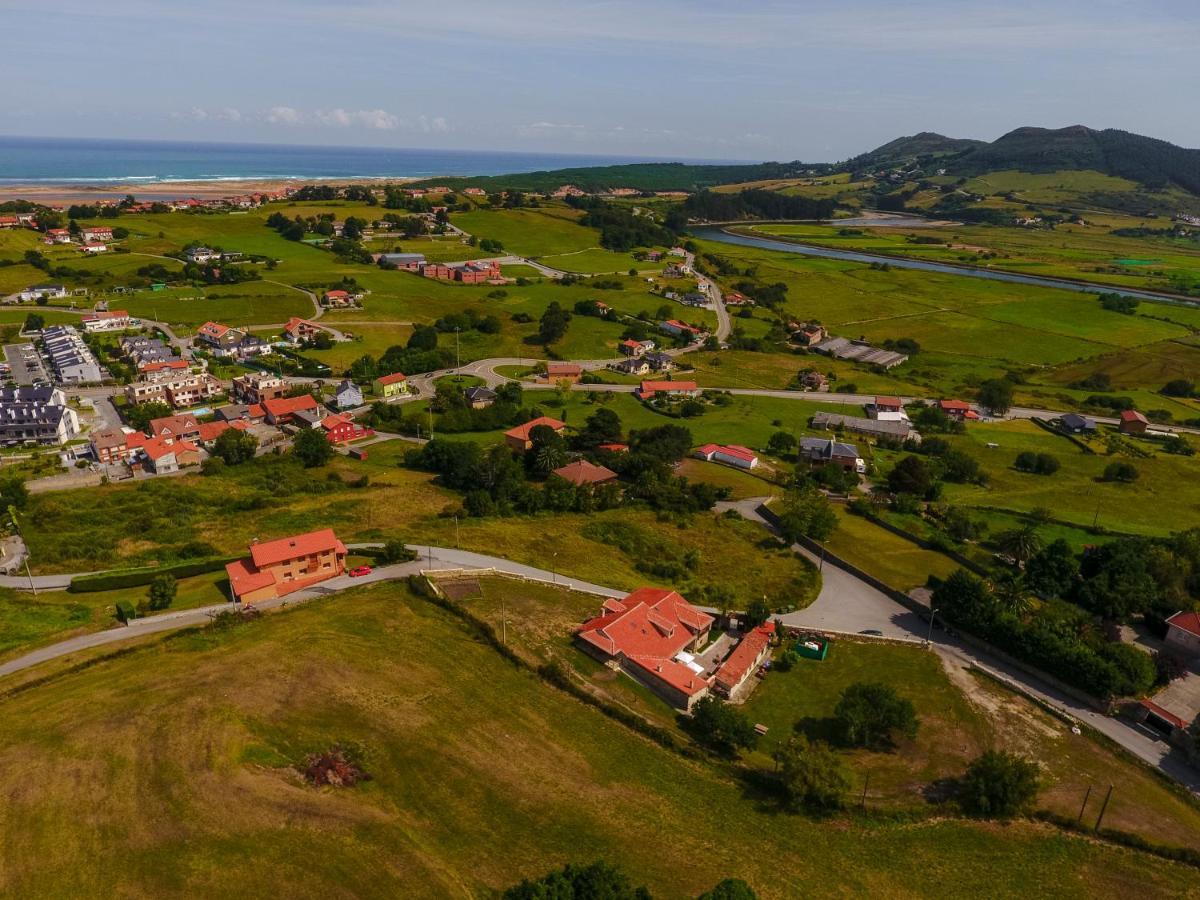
[0,176,411,205]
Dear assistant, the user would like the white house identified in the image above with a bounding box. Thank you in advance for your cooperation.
[16,284,68,303]
[334,379,363,410]
[694,443,759,470]
[1165,612,1200,658]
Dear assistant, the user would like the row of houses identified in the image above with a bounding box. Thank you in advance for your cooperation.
[81,310,134,333]
[42,326,103,383]
[379,253,505,284]
[0,385,80,446]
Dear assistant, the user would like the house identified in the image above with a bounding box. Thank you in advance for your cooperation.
[938,399,977,421]
[453,260,503,284]
[681,291,709,308]
[1060,413,1097,434]
[598,442,628,453]
[321,413,372,444]
[799,437,865,473]
[79,226,114,243]
[263,394,320,426]
[871,396,903,414]
[0,385,80,445]
[504,416,565,452]
[147,413,201,443]
[464,385,496,409]
[196,321,269,359]
[292,408,324,430]
[334,379,363,409]
[81,310,134,332]
[644,351,675,372]
[323,288,361,307]
[378,252,426,271]
[41,325,103,382]
[194,419,250,448]
[90,426,139,464]
[80,242,108,254]
[613,357,651,376]
[43,229,72,244]
[712,622,775,700]
[15,284,67,303]
[186,246,219,264]
[125,373,220,409]
[576,587,714,710]
[790,323,826,346]
[619,339,646,357]
[224,528,348,604]
[811,411,917,443]
[553,459,618,486]
[372,372,410,399]
[636,380,700,400]
[1165,611,1200,658]
[215,403,266,425]
[1120,409,1149,435]
[668,246,688,257]
[283,317,323,344]
[659,319,706,341]
[722,291,753,307]
[544,362,582,385]
[694,443,759,469]
[139,436,200,474]
[231,372,286,405]
[140,359,190,376]
[799,370,829,392]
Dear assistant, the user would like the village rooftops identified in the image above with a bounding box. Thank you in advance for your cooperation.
[712,622,775,694]
[1121,410,1149,424]
[375,372,408,386]
[249,528,347,568]
[504,416,565,443]
[577,587,713,667]
[262,394,319,418]
[553,459,618,486]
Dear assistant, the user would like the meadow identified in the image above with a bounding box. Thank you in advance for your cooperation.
[1,581,1196,897]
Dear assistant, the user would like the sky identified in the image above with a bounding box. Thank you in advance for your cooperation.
[3,0,1198,163]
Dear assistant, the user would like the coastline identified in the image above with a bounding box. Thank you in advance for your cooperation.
[0,175,415,205]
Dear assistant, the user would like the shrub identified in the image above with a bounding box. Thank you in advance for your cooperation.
[1102,461,1139,483]
[771,734,849,810]
[959,751,1040,818]
[146,574,177,611]
[684,696,758,757]
[834,682,919,749]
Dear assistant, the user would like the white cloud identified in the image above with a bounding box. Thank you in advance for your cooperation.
[265,105,302,125]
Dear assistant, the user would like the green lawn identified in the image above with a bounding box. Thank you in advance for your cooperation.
[821,506,962,592]
[1,582,1197,897]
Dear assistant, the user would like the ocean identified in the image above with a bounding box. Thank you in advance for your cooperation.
[0,135,746,185]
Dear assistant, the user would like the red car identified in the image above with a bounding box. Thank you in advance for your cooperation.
[349,565,373,578]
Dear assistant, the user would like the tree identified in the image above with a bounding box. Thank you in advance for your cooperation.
[574,407,622,451]
[407,325,439,351]
[378,540,416,564]
[124,400,172,433]
[292,428,334,468]
[503,861,650,900]
[834,682,918,749]
[931,569,995,626]
[698,880,757,900]
[977,378,1014,415]
[528,424,568,477]
[766,431,796,458]
[537,301,572,344]
[147,574,177,611]
[1024,539,1078,599]
[686,696,758,757]
[22,312,44,333]
[772,734,849,810]
[744,597,771,627]
[887,455,934,498]
[1102,461,1139,483]
[958,751,1040,818]
[1076,539,1159,621]
[776,485,838,543]
[991,574,1032,617]
[995,526,1042,569]
[211,427,258,465]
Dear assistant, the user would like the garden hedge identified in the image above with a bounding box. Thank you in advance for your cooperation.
[68,556,240,593]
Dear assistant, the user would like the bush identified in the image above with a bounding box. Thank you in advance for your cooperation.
[69,556,239,593]
[1014,451,1059,475]
[1102,461,1139,483]
[292,427,335,468]
[684,696,758,757]
[771,734,849,810]
[834,682,919,749]
[959,751,1040,818]
[503,862,649,900]
[146,574,177,611]
[114,599,136,623]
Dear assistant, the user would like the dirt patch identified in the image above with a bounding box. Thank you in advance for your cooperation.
[935,649,1060,744]
[439,579,482,601]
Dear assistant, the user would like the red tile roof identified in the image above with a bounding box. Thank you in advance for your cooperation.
[198,321,230,340]
[375,372,408,385]
[713,623,774,693]
[142,437,198,462]
[577,587,713,667]
[225,557,277,597]
[148,413,200,438]
[938,399,971,412]
[1121,409,1149,424]
[1140,699,1188,730]
[874,395,902,408]
[262,394,318,418]
[249,528,346,568]
[505,416,565,442]
[553,459,618,486]
[598,442,629,453]
[626,655,709,697]
[196,420,248,443]
[696,444,756,463]
[1167,610,1200,638]
[639,380,697,397]
[546,362,581,376]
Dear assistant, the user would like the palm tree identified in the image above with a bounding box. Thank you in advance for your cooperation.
[996,526,1043,569]
[992,574,1032,617]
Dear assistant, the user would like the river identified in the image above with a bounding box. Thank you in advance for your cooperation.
[692,226,1198,307]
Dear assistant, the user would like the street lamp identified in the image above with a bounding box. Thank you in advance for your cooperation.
[926,607,939,645]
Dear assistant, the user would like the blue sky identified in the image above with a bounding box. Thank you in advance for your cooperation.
[3,0,1197,162]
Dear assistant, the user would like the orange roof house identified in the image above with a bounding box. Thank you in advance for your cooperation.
[262,393,319,426]
[225,528,348,604]
[504,416,565,452]
[576,588,714,709]
[553,459,618,486]
[712,622,774,699]
[543,362,582,384]
[636,380,700,400]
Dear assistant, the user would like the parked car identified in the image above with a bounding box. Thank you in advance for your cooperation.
[859,629,883,636]
[349,565,373,577]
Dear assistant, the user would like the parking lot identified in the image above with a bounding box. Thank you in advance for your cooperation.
[3,342,49,386]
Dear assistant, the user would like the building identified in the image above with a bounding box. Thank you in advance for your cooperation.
[812,336,908,369]
[196,321,269,359]
[810,411,917,443]
[125,373,221,409]
[543,362,582,384]
[636,380,700,400]
[938,399,978,421]
[790,323,826,346]
[0,385,80,445]
[659,319,706,341]
[694,443,759,470]
[619,339,646,357]
[186,246,219,264]
[576,588,714,711]
[79,226,114,243]
[263,394,320,426]
[215,403,266,425]
[552,459,618,486]
[320,413,372,444]
[15,284,67,303]
[712,623,774,700]
[613,357,651,376]
[1120,409,1149,435]
[372,372,410,399]
[464,385,496,409]
[799,437,865,473]
[504,416,565,452]
[194,419,250,448]
[81,310,134,333]
[322,289,358,307]
[231,371,286,405]
[722,291,753,307]
[871,396,903,415]
[644,352,675,372]
[80,242,108,254]
[1060,413,1097,434]
[334,379,363,409]
[147,413,201,443]
[284,317,324,344]
[43,229,72,244]
[224,528,348,604]
[1165,611,1200,658]
[378,252,426,270]
[139,436,201,474]
[799,371,829,392]
[90,426,141,464]
[41,325,103,383]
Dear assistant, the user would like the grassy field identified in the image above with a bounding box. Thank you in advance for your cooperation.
[821,505,962,592]
[1,581,1197,897]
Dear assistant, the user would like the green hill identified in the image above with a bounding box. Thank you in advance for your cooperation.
[844,131,986,171]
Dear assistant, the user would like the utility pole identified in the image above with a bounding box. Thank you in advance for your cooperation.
[1077,785,1092,824]
[1094,784,1114,832]
[860,773,870,810]
[454,514,460,549]
[454,326,461,370]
